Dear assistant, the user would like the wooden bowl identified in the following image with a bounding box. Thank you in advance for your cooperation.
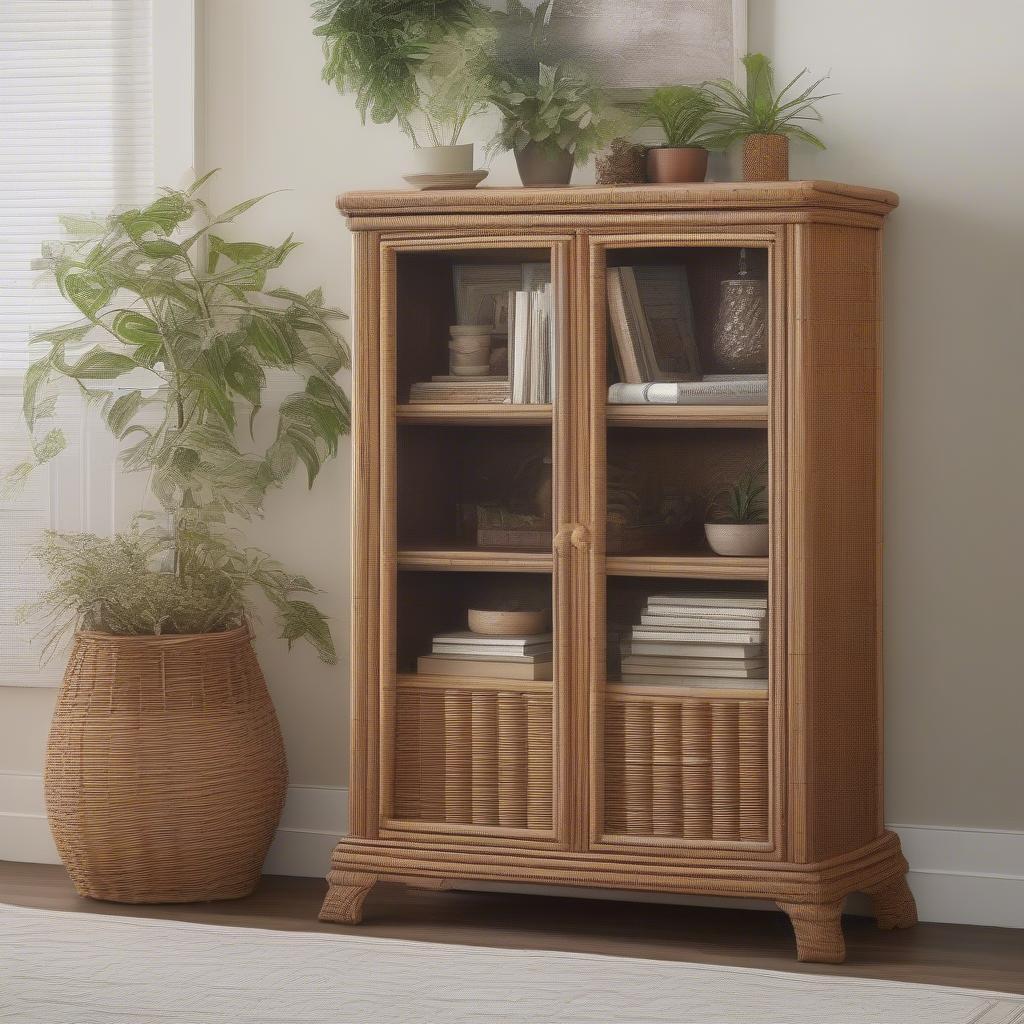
[467,608,550,636]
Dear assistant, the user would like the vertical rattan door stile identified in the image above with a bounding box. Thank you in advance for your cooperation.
[375,233,576,850]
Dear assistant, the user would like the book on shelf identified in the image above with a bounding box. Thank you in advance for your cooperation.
[608,376,767,406]
[417,654,553,681]
[630,626,767,645]
[606,265,700,384]
[432,630,553,659]
[620,652,767,679]
[639,613,766,631]
[508,283,555,404]
[409,376,511,404]
[620,672,767,690]
[628,640,765,659]
[647,592,768,610]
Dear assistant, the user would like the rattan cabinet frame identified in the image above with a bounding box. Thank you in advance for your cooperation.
[320,183,916,964]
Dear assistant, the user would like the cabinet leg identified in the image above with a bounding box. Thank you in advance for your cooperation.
[865,873,918,931]
[777,899,846,963]
[319,871,377,925]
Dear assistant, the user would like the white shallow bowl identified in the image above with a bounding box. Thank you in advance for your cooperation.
[704,523,769,557]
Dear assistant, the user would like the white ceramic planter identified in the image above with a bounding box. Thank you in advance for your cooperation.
[704,522,769,557]
[408,143,474,175]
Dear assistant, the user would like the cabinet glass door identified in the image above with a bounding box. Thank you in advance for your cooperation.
[585,232,785,858]
[377,236,574,846]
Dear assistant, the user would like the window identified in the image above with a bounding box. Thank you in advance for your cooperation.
[0,1,193,685]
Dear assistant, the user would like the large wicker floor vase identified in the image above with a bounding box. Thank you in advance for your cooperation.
[44,628,288,903]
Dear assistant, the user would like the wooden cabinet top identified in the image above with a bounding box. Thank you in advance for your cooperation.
[337,180,898,220]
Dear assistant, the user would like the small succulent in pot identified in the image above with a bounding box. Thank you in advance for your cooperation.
[704,469,769,557]
[704,52,835,182]
[488,62,621,186]
[642,85,719,184]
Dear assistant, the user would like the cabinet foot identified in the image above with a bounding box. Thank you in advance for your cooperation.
[777,899,846,963]
[319,872,377,925]
[865,873,918,931]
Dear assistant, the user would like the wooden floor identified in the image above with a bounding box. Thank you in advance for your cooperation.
[3,861,1023,995]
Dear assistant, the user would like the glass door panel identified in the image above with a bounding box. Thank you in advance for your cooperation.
[380,238,571,842]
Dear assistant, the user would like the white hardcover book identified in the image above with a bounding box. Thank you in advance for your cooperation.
[433,643,554,658]
[620,673,768,690]
[531,288,548,403]
[434,630,552,647]
[620,645,767,674]
[639,612,767,630]
[631,627,766,644]
[620,658,768,680]
[545,282,556,402]
[647,593,768,610]
[642,604,766,621]
[629,641,765,659]
[512,290,531,404]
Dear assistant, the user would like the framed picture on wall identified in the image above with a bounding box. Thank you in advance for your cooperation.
[490,1,747,95]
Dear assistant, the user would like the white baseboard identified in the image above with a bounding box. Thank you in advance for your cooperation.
[3,774,1021,929]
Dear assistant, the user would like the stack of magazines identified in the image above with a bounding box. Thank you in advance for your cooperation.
[418,629,553,681]
[620,592,768,689]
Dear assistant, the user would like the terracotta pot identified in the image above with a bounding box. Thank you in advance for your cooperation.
[514,143,574,187]
[408,143,474,175]
[646,147,709,184]
[44,628,287,903]
[742,134,789,182]
[704,522,769,557]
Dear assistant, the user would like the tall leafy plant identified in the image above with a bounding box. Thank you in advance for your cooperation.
[16,173,349,661]
[312,0,493,146]
[643,85,719,149]
[705,53,834,149]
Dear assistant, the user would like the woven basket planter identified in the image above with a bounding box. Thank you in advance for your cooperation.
[742,133,789,181]
[44,627,287,904]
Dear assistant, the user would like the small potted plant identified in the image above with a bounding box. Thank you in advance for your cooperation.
[704,469,769,557]
[313,0,494,180]
[489,62,620,185]
[642,85,719,184]
[705,52,834,181]
[15,175,349,903]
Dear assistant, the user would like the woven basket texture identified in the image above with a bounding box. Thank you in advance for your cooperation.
[44,627,287,904]
[742,134,790,182]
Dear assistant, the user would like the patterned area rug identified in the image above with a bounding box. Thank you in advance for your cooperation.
[1,902,1022,1024]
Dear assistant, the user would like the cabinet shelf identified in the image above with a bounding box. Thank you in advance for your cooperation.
[606,554,769,580]
[397,403,552,425]
[606,681,768,701]
[397,673,552,695]
[606,405,768,429]
[397,547,553,573]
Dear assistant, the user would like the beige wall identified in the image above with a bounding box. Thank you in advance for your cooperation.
[3,0,1022,830]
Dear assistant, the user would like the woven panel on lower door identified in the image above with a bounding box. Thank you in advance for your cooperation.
[394,685,553,829]
[604,694,769,842]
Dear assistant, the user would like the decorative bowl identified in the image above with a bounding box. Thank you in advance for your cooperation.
[468,608,550,636]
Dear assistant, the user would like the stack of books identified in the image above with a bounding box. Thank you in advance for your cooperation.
[507,283,555,403]
[409,376,510,404]
[608,374,768,406]
[620,592,768,690]
[418,629,554,681]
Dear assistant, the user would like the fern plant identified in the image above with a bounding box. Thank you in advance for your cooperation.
[15,173,349,661]
[707,471,768,524]
[705,52,834,149]
[312,0,493,147]
[643,85,719,149]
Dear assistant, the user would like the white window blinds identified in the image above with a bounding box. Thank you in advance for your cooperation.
[1,0,154,371]
[0,1,155,685]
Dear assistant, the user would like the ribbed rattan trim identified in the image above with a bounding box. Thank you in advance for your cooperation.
[74,626,251,648]
[338,182,899,218]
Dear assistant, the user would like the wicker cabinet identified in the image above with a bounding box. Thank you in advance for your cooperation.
[320,183,916,963]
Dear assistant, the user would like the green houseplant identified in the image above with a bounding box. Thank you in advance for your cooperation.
[642,85,719,184]
[313,0,494,177]
[705,52,834,181]
[18,174,350,903]
[704,469,769,557]
[489,61,619,185]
